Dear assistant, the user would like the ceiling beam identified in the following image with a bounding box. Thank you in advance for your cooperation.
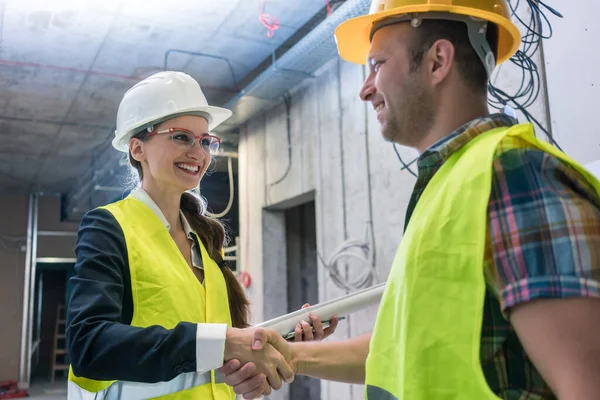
[0,115,113,130]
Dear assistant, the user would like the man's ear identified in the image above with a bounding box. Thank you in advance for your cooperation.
[427,39,455,86]
[129,138,145,162]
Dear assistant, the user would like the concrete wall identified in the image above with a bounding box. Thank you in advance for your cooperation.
[236,5,599,399]
[0,194,78,382]
[542,0,599,165]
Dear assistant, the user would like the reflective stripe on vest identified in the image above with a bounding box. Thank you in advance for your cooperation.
[365,123,600,399]
[68,371,227,400]
[68,196,235,400]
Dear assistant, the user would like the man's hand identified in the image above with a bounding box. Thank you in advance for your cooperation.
[220,359,271,400]
[223,327,294,391]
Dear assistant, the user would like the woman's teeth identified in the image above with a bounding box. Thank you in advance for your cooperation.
[176,163,199,173]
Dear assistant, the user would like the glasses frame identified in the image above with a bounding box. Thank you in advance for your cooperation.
[144,127,222,155]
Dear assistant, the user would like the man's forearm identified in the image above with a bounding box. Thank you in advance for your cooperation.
[290,333,371,384]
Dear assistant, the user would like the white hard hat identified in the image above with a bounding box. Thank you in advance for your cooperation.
[112,71,233,153]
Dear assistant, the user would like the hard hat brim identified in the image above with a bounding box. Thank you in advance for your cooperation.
[334,4,521,65]
[111,105,233,153]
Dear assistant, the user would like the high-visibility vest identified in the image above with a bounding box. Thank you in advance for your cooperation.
[365,123,600,399]
[68,196,235,400]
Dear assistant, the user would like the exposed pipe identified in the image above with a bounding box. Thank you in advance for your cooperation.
[26,194,39,383]
[36,257,77,264]
[215,151,239,159]
[163,49,244,91]
[37,230,77,237]
[362,64,377,274]
[0,59,236,94]
[537,39,554,141]
[35,271,43,368]
[336,58,349,290]
[94,185,124,192]
[18,194,34,386]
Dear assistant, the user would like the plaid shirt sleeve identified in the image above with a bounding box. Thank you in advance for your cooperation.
[487,145,600,312]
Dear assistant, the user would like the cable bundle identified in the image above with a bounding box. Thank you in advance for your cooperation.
[317,224,378,291]
[259,0,333,39]
[488,0,563,149]
[258,0,280,38]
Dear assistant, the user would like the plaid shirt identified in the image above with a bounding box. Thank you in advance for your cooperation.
[405,114,600,400]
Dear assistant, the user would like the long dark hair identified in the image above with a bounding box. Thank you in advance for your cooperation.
[129,132,250,328]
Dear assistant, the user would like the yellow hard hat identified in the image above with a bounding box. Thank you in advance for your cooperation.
[334,0,521,66]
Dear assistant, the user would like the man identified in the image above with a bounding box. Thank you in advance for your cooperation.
[222,0,600,399]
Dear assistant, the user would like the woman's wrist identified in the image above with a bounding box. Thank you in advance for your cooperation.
[224,327,243,360]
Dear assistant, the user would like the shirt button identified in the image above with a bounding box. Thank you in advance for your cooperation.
[173,365,183,374]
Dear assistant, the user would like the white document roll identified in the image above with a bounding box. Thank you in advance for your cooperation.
[255,282,386,336]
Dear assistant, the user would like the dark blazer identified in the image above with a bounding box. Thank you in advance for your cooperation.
[66,209,199,383]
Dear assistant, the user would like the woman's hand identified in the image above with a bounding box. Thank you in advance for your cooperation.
[291,303,339,342]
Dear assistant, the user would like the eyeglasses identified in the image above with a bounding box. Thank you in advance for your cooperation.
[144,128,221,155]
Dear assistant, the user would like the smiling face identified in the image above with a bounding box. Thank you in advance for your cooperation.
[129,115,213,194]
[359,23,437,147]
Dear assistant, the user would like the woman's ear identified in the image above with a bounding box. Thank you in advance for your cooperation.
[129,138,145,162]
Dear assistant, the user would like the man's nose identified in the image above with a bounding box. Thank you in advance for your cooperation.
[360,75,376,102]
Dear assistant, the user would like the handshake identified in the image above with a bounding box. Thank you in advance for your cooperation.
[220,310,339,399]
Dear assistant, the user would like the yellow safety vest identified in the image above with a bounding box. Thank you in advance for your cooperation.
[68,196,235,400]
[365,123,600,399]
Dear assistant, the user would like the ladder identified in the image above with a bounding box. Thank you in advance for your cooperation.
[50,304,69,383]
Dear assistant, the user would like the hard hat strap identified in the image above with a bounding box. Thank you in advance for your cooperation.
[370,11,496,79]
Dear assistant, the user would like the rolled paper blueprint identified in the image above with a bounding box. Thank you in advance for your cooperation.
[255,282,386,336]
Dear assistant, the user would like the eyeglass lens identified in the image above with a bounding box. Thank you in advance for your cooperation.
[170,130,219,154]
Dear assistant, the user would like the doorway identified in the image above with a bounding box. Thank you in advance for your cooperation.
[285,201,320,400]
[30,262,73,384]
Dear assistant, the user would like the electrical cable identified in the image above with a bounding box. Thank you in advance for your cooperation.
[317,224,378,292]
[205,156,235,219]
[488,0,563,148]
[393,144,418,178]
[258,0,280,38]
[268,94,293,187]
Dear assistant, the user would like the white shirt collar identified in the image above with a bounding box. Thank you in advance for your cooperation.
[129,187,195,238]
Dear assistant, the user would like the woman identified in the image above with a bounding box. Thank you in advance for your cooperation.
[65,71,337,400]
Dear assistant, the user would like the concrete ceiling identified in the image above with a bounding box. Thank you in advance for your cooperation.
[0,0,331,195]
